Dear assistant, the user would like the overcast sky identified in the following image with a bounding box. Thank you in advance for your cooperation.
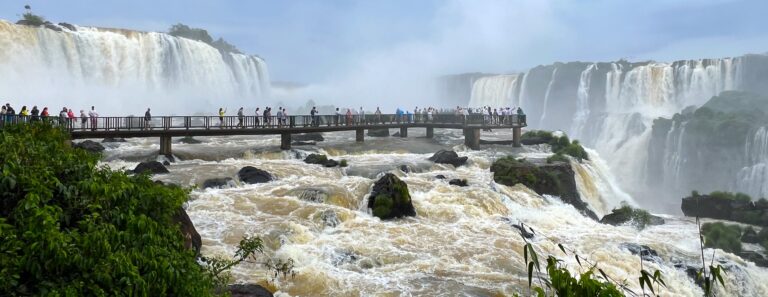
[2,0,767,105]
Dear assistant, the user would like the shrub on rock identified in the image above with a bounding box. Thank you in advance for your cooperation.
[367,173,415,220]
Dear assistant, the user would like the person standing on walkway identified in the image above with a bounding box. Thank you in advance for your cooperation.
[359,106,365,124]
[374,107,382,124]
[88,106,98,130]
[60,107,68,128]
[254,107,261,127]
[334,108,341,126]
[310,106,317,127]
[0,105,5,126]
[237,107,244,128]
[79,110,87,131]
[67,109,75,128]
[144,108,152,130]
[41,107,49,122]
[5,104,15,124]
[218,107,226,128]
[19,106,29,123]
[282,108,289,127]
[31,106,39,122]
[276,107,283,128]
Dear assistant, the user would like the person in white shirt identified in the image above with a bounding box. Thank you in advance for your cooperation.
[359,107,365,124]
[88,106,98,131]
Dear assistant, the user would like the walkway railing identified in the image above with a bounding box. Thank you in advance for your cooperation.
[1,113,526,132]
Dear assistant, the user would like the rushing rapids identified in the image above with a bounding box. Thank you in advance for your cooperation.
[0,20,270,114]
[94,129,768,296]
[467,54,768,212]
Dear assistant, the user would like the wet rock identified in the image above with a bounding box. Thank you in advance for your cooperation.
[162,160,171,166]
[738,251,768,267]
[368,128,389,137]
[600,205,665,228]
[399,165,411,173]
[320,209,340,228]
[449,179,468,187]
[491,157,598,220]
[435,174,447,180]
[292,141,316,146]
[741,227,760,244]
[428,150,468,167]
[73,140,105,153]
[58,22,76,31]
[16,19,38,26]
[203,177,235,189]
[44,23,62,32]
[133,161,169,174]
[173,208,202,255]
[293,132,324,142]
[331,249,359,266]
[367,173,416,220]
[237,166,273,184]
[620,243,662,263]
[297,188,328,204]
[392,131,401,137]
[178,136,202,144]
[681,193,768,226]
[304,153,329,165]
[102,137,126,143]
[227,284,273,297]
[323,159,339,167]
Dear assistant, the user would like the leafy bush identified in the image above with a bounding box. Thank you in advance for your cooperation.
[602,203,660,229]
[0,123,215,295]
[339,159,348,167]
[522,130,555,142]
[701,222,742,253]
[21,12,45,26]
[708,191,752,202]
[546,153,569,163]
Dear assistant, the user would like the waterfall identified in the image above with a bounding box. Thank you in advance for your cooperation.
[571,64,595,139]
[736,127,768,197]
[468,74,520,107]
[0,20,270,114]
[537,68,558,127]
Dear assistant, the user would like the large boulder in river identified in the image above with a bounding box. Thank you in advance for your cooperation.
[449,179,468,187]
[491,157,598,220]
[293,133,324,142]
[202,177,235,189]
[227,284,273,297]
[173,208,202,255]
[600,204,664,229]
[133,161,169,174]
[681,193,768,226]
[102,137,126,143]
[73,140,105,153]
[428,150,468,167]
[368,128,389,137]
[304,153,342,167]
[178,136,202,144]
[238,166,273,184]
[367,173,416,220]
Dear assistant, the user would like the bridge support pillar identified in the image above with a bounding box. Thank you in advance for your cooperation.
[463,128,480,150]
[356,128,364,142]
[513,127,522,147]
[399,127,408,138]
[426,127,434,139]
[280,133,291,150]
[159,135,172,157]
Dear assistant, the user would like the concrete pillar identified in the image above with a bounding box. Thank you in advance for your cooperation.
[399,127,408,138]
[356,128,364,142]
[463,128,480,150]
[513,127,522,147]
[159,135,173,157]
[280,133,291,150]
[426,127,434,139]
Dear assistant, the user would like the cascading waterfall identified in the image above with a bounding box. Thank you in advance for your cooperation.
[736,127,768,197]
[0,20,270,114]
[468,74,520,108]
[466,55,753,208]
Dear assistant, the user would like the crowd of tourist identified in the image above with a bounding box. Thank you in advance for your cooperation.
[1,102,525,131]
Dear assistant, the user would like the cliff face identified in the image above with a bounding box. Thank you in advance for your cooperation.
[647,91,768,201]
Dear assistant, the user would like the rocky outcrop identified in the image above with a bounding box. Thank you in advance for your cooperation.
[435,175,446,180]
[367,173,416,220]
[681,193,768,226]
[304,153,343,167]
[449,179,468,187]
[368,129,389,137]
[133,161,169,174]
[227,284,274,297]
[102,137,127,143]
[428,150,468,167]
[620,243,662,263]
[293,133,324,142]
[237,166,273,184]
[491,157,598,220]
[178,136,202,144]
[202,177,234,189]
[600,205,664,228]
[173,208,202,255]
[58,22,76,31]
[73,140,105,153]
[399,165,411,173]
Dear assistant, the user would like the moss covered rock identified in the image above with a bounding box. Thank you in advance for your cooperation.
[600,203,664,229]
[491,157,597,220]
[367,173,416,220]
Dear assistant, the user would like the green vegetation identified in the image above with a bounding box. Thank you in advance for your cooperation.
[22,12,45,26]
[168,23,243,54]
[601,203,662,230]
[522,130,589,161]
[546,153,569,164]
[680,91,768,146]
[339,159,348,167]
[708,191,752,202]
[701,222,742,253]
[0,123,290,296]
